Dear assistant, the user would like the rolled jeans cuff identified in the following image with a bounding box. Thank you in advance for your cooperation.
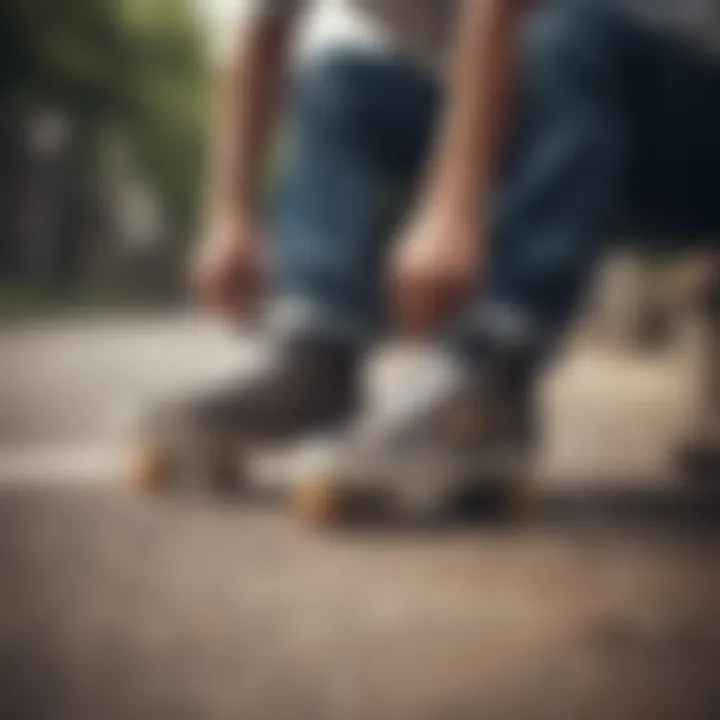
[264,295,375,349]
[446,301,550,360]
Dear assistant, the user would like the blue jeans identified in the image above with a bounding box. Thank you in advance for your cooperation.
[271,0,720,352]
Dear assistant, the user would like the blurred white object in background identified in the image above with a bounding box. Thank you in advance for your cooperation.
[199,0,389,63]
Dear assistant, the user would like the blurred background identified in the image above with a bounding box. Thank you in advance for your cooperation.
[0,0,216,313]
[0,2,719,719]
[0,0,382,316]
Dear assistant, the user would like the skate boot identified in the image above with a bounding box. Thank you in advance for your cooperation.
[128,332,358,498]
[291,346,539,526]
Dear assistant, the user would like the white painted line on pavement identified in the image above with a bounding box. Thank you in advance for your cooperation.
[0,443,123,487]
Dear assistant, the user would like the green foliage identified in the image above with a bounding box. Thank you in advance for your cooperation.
[0,0,212,239]
[117,0,212,233]
[2,0,125,119]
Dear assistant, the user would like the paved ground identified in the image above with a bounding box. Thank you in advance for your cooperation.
[1,314,718,720]
[2,487,719,720]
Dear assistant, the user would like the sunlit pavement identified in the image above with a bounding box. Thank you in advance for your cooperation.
[1,314,718,720]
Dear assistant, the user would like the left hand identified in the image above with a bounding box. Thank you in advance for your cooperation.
[390,206,483,337]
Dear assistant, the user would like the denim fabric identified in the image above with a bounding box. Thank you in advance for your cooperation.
[270,0,720,351]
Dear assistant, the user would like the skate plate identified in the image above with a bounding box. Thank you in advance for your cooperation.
[288,438,537,527]
[128,429,536,527]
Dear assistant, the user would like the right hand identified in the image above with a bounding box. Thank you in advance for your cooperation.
[192,207,266,320]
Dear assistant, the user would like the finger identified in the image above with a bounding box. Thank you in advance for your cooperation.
[397,276,472,338]
[228,260,266,322]
[195,268,223,311]
[394,278,440,337]
[433,277,470,322]
[196,261,239,317]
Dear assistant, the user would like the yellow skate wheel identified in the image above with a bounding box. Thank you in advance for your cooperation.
[128,442,172,494]
[292,477,349,527]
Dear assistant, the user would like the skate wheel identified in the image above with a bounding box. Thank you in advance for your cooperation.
[292,477,349,526]
[128,442,172,494]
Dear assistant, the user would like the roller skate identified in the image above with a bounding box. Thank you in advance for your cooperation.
[128,332,358,499]
[291,345,539,526]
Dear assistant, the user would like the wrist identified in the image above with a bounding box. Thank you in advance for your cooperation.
[206,160,258,213]
[423,181,481,220]
[421,194,479,231]
[206,187,255,224]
